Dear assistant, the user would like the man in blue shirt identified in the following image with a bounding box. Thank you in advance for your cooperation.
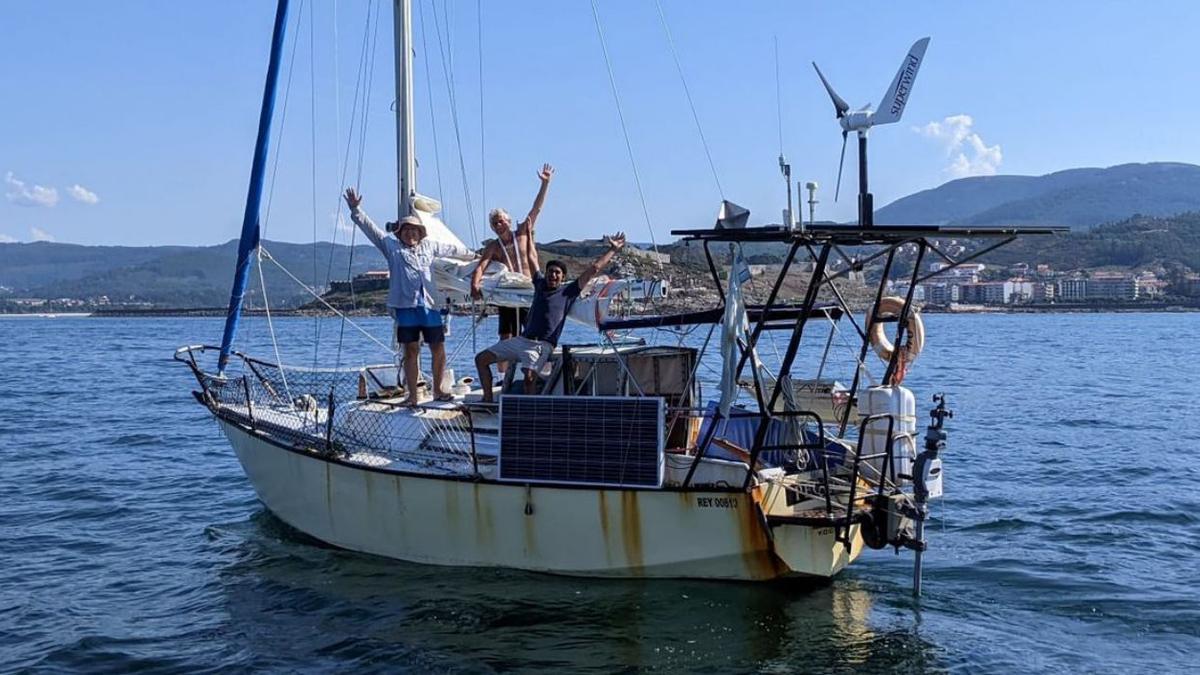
[344,188,475,405]
[475,231,626,403]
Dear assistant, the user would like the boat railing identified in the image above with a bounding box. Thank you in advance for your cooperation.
[176,345,481,474]
[176,346,906,503]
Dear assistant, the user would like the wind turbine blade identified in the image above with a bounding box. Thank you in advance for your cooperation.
[834,131,847,202]
[812,62,850,116]
[873,37,930,126]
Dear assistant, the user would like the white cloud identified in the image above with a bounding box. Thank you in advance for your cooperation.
[68,184,100,205]
[914,115,1003,178]
[0,233,17,243]
[30,226,55,242]
[4,172,59,207]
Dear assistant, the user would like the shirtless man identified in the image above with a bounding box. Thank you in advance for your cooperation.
[470,164,554,374]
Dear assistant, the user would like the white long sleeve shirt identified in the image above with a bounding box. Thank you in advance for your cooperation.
[350,206,473,309]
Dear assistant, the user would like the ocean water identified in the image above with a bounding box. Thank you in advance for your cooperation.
[1,312,1197,673]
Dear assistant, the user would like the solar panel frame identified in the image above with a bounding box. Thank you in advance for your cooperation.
[497,395,665,488]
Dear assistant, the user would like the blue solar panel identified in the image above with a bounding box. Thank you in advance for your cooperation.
[498,396,664,487]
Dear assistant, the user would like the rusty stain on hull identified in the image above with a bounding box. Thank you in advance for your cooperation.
[324,462,335,533]
[598,491,613,566]
[619,491,645,573]
[738,490,788,580]
[225,420,862,580]
[443,480,459,535]
[472,483,494,549]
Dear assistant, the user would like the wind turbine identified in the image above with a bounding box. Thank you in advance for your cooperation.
[813,37,930,227]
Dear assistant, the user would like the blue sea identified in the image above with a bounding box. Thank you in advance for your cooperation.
[1,312,1197,673]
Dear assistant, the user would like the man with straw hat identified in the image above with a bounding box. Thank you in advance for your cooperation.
[344,187,475,405]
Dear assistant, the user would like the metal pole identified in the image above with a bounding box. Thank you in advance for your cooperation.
[394,0,416,219]
[217,0,291,374]
[913,512,926,596]
[857,131,873,227]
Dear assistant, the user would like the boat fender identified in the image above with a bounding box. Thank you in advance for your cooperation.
[868,296,925,365]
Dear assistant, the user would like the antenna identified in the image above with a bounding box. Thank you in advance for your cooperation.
[779,154,795,230]
[812,38,930,226]
[805,181,819,226]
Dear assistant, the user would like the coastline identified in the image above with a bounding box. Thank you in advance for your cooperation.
[5,300,1196,318]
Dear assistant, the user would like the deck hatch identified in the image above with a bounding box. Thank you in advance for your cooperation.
[498,395,664,487]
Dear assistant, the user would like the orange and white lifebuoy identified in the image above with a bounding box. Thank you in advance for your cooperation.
[868,296,925,365]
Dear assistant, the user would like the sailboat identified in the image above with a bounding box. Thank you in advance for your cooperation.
[177,0,1061,588]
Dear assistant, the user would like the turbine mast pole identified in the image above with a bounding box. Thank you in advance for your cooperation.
[394,0,416,220]
[858,131,872,227]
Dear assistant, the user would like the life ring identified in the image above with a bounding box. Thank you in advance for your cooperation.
[868,296,925,365]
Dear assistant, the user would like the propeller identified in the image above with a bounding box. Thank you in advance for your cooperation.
[813,38,931,206]
[835,130,847,202]
[812,62,849,118]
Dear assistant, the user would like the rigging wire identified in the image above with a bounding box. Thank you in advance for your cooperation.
[589,0,663,268]
[653,0,724,200]
[313,0,342,368]
[249,0,303,357]
[257,247,294,403]
[430,0,481,249]
[309,1,320,367]
[260,0,305,242]
[261,245,397,355]
[316,0,378,367]
[477,0,486,216]
[336,0,381,367]
[775,36,784,157]
[474,0,486,357]
[416,0,448,221]
[354,0,383,187]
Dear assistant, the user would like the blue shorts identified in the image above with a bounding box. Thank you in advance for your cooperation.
[392,307,445,345]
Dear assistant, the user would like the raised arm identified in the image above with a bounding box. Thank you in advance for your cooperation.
[343,187,388,255]
[518,163,554,235]
[576,232,626,290]
[526,233,541,273]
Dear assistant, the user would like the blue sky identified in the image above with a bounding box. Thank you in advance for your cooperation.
[2,0,1199,247]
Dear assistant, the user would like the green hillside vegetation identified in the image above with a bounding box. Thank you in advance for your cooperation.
[1,240,383,308]
[0,242,190,289]
[979,211,1200,273]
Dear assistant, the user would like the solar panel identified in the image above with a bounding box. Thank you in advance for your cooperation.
[498,395,664,488]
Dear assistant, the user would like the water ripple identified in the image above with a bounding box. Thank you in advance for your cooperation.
[1,314,1197,672]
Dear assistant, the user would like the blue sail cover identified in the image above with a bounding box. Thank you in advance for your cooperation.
[217,0,291,374]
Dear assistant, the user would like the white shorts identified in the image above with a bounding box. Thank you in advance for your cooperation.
[485,336,553,375]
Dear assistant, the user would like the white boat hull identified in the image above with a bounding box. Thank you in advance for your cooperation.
[219,417,862,581]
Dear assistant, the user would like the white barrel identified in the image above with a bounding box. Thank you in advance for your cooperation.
[861,385,916,483]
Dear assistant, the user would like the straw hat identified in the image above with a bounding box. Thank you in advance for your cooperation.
[389,215,426,240]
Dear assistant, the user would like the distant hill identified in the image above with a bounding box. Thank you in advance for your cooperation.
[0,240,383,308]
[876,162,1200,230]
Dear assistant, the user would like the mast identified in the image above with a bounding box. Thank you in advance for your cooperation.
[394,0,416,219]
[217,0,291,374]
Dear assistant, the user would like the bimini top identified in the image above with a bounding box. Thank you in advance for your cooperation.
[671,223,1068,245]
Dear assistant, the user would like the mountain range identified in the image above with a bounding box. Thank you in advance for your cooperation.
[875,162,1200,229]
[4,162,1200,308]
[0,240,379,308]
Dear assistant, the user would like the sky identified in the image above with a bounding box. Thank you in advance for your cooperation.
[2,0,1199,247]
